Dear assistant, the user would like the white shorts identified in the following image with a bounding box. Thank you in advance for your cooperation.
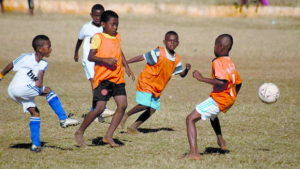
[8,84,45,113]
[82,59,95,80]
[195,97,220,121]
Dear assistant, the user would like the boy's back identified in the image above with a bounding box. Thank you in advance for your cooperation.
[210,56,241,112]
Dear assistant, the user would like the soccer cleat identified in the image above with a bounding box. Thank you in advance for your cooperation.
[101,108,115,118]
[30,145,42,153]
[60,118,81,128]
[97,116,105,123]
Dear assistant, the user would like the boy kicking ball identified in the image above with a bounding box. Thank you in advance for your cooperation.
[184,34,242,160]
[0,35,81,152]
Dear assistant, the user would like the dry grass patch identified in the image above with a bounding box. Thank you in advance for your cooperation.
[0,12,300,168]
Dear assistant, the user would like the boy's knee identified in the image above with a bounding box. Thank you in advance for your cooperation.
[186,114,195,124]
[118,102,127,111]
[43,87,52,94]
[150,108,156,115]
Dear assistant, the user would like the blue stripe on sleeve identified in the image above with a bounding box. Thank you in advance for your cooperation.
[13,53,30,65]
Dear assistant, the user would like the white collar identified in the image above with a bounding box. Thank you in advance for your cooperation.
[164,47,176,61]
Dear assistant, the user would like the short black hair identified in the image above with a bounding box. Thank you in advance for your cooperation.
[165,31,178,39]
[100,10,119,23]
[91,4,104,13]
[218,34,233,51]
[32,35,49,51]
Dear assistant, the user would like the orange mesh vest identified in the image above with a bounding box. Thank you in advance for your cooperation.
[136,47,180,98]
[210,57,242,113]
[93,33,125,89]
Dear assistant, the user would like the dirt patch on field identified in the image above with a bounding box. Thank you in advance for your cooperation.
[3,0,300,18]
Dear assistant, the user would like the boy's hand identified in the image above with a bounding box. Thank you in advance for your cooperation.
[126,68,135,81]
[104,58,118,66]
[193,70,203,81]
[185,63,191,70]
[74,53,79,62]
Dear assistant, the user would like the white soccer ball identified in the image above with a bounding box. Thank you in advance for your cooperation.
[258,83,280,104]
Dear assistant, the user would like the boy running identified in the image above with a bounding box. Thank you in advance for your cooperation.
[75,10,135,147]
[73,4,114,122]
[120,31,191,134]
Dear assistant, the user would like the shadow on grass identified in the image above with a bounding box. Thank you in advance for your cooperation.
[138,128,174,133]
[90,137,125,147]
[201,147,230,155]
[182,147,230,158]
[120,127,175,134]
[10,142,74,151]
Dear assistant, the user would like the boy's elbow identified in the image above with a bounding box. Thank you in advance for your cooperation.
[179,70,187,78]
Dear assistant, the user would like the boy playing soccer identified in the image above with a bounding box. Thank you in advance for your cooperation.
[75,10,135,147]
[119,31,191,134]
[185,34,242,160]
[73,4,114,122]
[0,35,81,152]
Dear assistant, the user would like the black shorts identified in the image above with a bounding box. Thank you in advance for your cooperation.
[93,80,126,106]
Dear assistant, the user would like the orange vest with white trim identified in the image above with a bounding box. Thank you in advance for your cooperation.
[136,47,180,98]
[93,33,125,89]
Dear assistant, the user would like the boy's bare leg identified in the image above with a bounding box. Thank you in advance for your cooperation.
[210,117,226,150]
[127,108,155,134]
[185,110,201,160]
[75,101,105,147]
[102,95,126,147]
[120,104,147,129]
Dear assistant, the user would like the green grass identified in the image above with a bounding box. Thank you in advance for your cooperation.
[0,10,300,168]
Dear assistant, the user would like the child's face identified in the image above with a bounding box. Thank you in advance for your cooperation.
[38,40,52,58]
[164,34,179,52]
[102,17,119,36]
[91,9,104,27]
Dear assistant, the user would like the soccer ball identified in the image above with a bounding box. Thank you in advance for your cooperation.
[258,83,280,104]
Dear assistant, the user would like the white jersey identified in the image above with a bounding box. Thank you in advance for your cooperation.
[9,53,48,88]
[78,21,103,61]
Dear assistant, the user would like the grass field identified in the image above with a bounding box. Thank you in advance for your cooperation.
[0,9,300,169]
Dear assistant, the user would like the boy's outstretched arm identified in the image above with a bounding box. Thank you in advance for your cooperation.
[122,51,135,81]
[179,63,191,78]
[193,70,225,87]
[0,62,13,81]
[88,49,117,66]
[127,55,144,64]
